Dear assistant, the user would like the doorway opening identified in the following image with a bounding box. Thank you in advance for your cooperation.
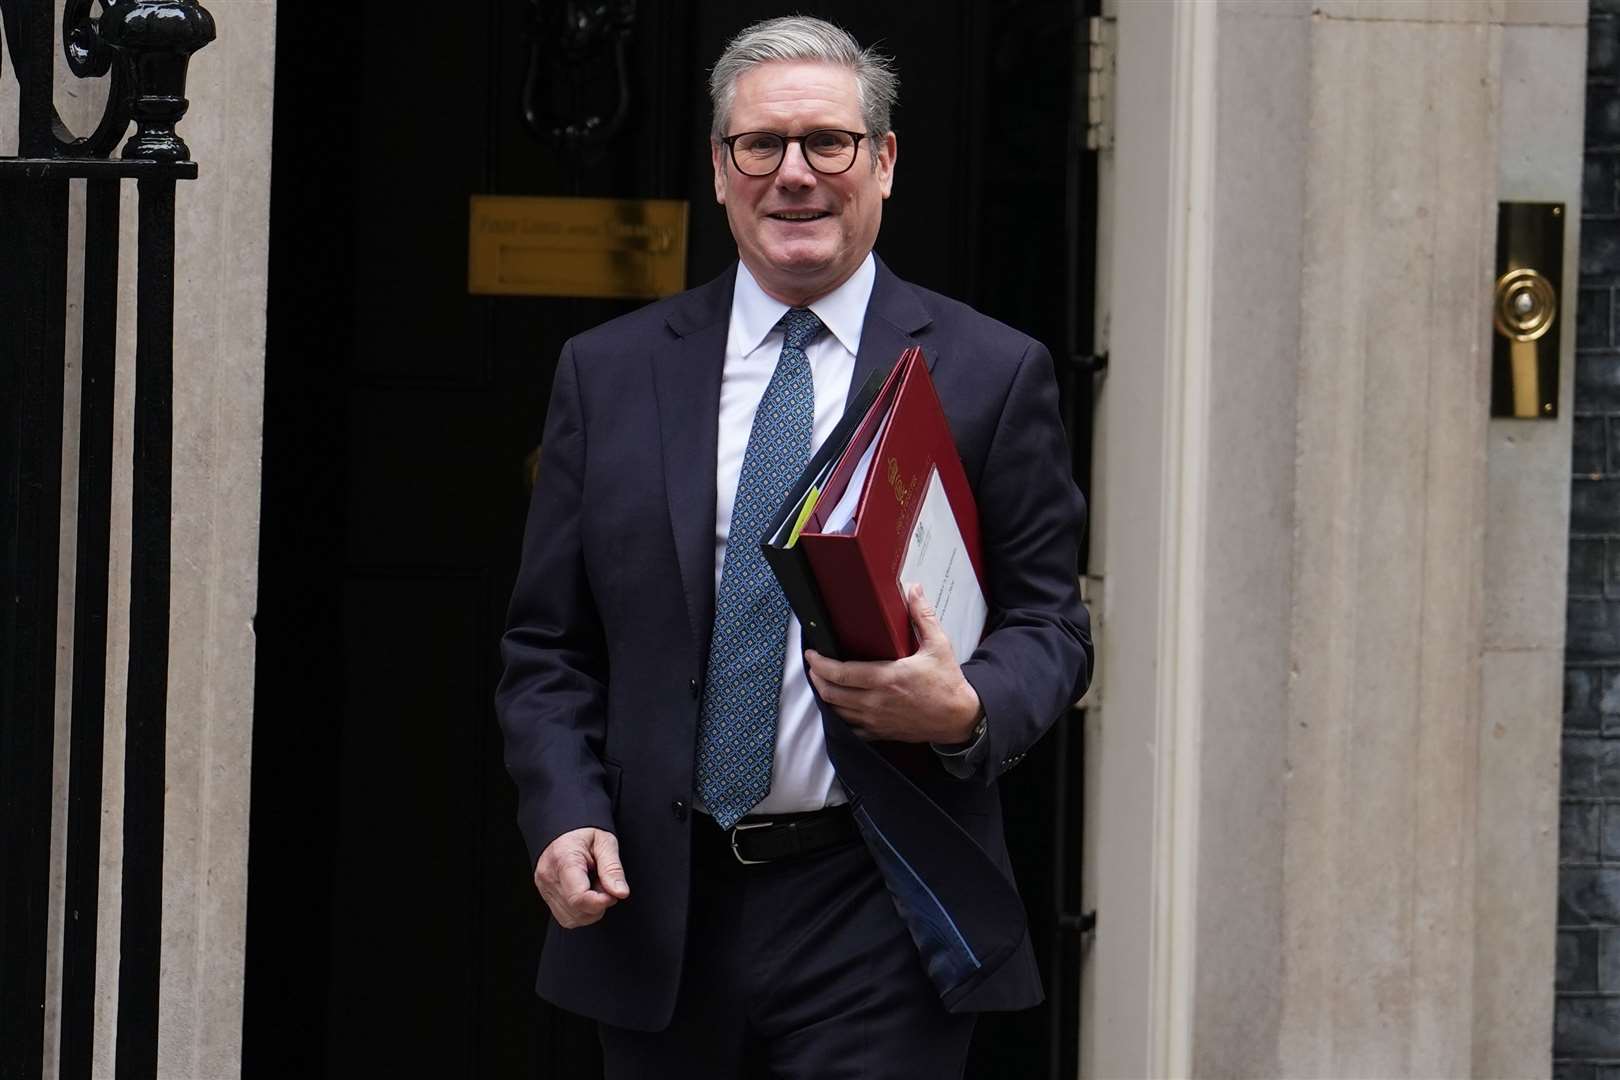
[243,4,1097,1076]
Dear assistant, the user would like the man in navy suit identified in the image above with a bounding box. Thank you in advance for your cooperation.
[496,16,1091,1077]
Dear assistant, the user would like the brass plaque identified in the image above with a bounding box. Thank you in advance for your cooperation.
[468,195,689,299]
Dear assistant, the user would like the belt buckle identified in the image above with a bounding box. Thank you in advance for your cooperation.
[729,820,774,866]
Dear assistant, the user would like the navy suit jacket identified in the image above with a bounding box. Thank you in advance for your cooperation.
[496,257,1092,1032]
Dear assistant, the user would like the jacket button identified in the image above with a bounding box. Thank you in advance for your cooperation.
[671,800,688,821]
[688,678,700,699]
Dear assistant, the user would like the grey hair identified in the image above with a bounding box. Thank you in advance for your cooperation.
[709,16,899,139]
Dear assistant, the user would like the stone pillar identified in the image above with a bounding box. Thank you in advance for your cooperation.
[152,5,275,1075]
[1280,7,1498,1074]
[1476,12,1583,1076]
[1088,1,1582,1075]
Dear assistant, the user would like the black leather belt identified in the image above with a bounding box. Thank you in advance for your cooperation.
[694,804,859,866]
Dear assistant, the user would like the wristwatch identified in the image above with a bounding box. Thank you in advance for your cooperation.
[960,712,987,749]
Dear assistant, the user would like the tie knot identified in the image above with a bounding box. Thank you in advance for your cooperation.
[781,308,823,352]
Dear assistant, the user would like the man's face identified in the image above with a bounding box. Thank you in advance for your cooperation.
[711,61,897,306]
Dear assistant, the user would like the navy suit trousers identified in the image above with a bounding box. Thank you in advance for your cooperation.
[597,819,975,1079]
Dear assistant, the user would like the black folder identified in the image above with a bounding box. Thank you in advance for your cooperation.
[761,365,892,659]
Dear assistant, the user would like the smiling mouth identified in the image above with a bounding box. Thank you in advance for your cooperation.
[768,210,832,222]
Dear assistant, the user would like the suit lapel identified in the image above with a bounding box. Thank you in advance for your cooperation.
[652,267,735,659]
[846,256,937,413]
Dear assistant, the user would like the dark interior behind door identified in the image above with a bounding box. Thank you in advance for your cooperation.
[245,3,1093,1076]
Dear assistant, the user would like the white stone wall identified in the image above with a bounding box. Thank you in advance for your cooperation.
[1478,14,1584,1074]
[1087,1,1582,1076]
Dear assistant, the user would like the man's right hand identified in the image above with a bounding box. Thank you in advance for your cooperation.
[533,827,630,928]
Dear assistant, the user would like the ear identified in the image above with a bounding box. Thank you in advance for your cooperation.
[875,131,897,199]
[711,138,728,206]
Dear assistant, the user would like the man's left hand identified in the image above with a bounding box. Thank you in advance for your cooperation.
[805,583,983,744]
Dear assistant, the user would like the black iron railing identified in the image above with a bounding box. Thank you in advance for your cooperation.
[0,2,213,1077]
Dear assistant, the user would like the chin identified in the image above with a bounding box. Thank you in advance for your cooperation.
[761,242,834,268]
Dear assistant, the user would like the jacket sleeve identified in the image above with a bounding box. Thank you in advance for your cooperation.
[494,343,616,867]
[956,339,1093,784]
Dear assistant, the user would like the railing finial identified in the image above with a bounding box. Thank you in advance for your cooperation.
[100,0,215,162]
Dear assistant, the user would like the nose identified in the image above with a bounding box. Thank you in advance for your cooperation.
[775,139,817,188]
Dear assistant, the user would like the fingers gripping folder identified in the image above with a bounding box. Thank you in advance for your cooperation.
[762,347,1026,1005]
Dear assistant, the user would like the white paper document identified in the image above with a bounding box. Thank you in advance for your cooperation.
[820,434,876,535]
[820,405,892,535]
[897,467,987,664]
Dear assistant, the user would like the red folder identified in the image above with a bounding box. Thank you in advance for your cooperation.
[796,347,986,660]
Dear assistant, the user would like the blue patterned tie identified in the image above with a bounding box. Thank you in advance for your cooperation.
[696,307,821,828]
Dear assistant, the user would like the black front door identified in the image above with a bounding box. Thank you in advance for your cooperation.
[244,3,1092,1077]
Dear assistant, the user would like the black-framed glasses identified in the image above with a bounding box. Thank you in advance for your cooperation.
[720,129,872,177]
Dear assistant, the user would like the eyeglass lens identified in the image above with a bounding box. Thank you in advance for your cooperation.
[731,131,859,176]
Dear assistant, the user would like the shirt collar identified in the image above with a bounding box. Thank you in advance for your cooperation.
[730,253,876,357]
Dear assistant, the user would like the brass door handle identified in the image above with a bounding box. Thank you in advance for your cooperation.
[1492,267,1556,419]
[1490,202,1563,419]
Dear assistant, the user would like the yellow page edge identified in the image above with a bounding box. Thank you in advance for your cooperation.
[787,486,822,546]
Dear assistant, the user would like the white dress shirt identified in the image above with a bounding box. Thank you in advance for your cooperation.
[700,254,876,815]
